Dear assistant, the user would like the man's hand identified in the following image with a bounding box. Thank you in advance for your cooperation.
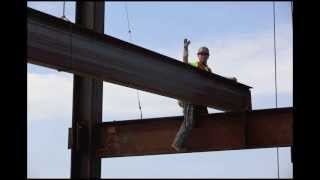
[183,38,190,63]
[184,38,191,49]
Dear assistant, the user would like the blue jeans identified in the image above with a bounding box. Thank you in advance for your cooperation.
[172,102,208,149]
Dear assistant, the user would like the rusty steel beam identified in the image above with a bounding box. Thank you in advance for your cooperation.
[70,2,104,179]
[27,7,252,111]
[96,107,292,158]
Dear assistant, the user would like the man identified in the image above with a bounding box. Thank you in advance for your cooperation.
[171,38,236,152]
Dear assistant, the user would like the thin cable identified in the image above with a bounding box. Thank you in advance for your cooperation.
[136,91,142,120]
[290,0,293,165]
[291,0,293,16]
[124,2,133,40]
[63,1,66,17]
[70,23,73,74]
[290,1,293,31]
[68,11,73,75]
[273,1,280,179]
[61,1,70,22]
[57,0,70,73]
[273,1,278,110]
[124,2,143,120]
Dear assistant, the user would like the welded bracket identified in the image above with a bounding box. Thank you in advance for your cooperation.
[68,122,84,151]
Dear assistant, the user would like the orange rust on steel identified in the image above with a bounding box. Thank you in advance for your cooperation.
[96,107,292,158]
[27,7,251,111]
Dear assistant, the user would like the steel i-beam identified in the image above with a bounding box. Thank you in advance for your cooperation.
[70,2,104,179]
[27,7,252,111]
[96,107,292,158]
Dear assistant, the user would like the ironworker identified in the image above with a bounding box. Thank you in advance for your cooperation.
[171,38,236,152]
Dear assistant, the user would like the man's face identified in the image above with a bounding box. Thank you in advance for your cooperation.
[197,52,209,65]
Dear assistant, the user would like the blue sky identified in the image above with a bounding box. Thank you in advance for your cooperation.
[27,1,293,178]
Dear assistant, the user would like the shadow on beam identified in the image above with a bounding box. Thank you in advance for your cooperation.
[96,107,292,158]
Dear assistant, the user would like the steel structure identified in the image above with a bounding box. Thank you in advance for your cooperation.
[27,3,293,178]
[97,107,292,158]
[27,7,252,112]
[70,2,105,178]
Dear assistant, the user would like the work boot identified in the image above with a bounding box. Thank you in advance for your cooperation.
[171,143,188,153]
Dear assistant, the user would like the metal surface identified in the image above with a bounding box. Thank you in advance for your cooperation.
[96,107,292,158]
[27,7,252,111]
[70,2,104,179]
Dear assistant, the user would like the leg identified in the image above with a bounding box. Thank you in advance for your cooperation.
[193,105,208,128]
[171,103,196,152]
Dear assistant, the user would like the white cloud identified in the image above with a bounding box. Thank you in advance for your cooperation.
[27,72,73,122]
[103,82,186,121]
[211,23,292,96]
[27,68,182,123]
[155,23,292,104]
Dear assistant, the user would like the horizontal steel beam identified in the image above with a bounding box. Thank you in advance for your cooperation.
[96,107,292,158]
[27,8,252,111]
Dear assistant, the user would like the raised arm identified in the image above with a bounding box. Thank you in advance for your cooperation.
[183,38,190,64]
[178,39,191,108]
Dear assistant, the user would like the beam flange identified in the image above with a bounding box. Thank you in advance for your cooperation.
[27,7,252,111]
[70,2,105,179]
[96,107,292,158]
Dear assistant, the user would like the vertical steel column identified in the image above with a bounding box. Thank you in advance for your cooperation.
[71,2,105,179]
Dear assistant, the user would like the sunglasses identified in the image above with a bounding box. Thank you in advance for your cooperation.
[198,52,209,56]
